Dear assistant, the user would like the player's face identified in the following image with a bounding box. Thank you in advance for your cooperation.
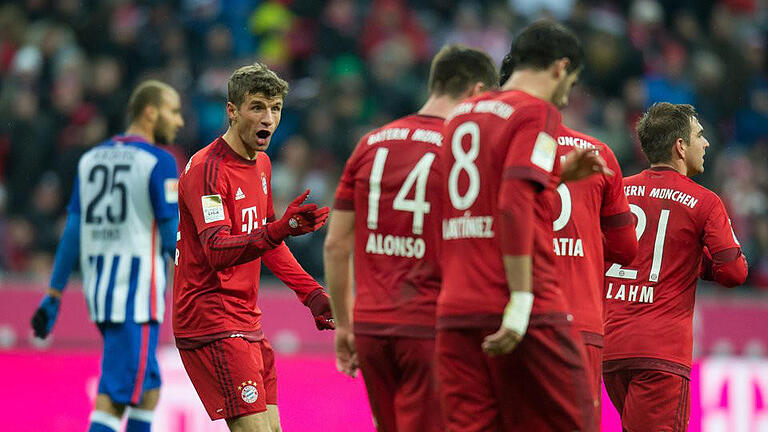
[231,92,283,153]
[153,89,184,145]
[551,69,580,109]
[684,117,709,176]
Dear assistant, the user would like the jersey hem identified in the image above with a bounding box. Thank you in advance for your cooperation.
[175,329,265,349]
[602,357,691,379]
[436,312,572,330]
[353,321,435,338]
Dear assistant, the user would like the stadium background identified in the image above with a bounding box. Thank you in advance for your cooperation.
[0,0,766,430]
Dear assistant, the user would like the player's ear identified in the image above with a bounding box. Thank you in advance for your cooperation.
[469,82,486,97]
[674,138,687,159]
[144,105,159,124]
[225,102,238,123]
[552,58,570,80]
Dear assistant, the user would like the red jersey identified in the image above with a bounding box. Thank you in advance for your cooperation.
[173,137,320,343]
[437,90,566,328]
[604,167,743,376]
[334,114,444,338]
[553,126,631,343]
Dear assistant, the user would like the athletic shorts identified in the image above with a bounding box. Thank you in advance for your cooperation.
[582,342,602,430]
[97,320,160,406]
[436,322,595,432]
[355,334,442,432]
[603,369,690,432]
[179,337,277,420]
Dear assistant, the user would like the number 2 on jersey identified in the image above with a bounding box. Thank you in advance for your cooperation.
[605,204,670,283]
[367,148,436,235]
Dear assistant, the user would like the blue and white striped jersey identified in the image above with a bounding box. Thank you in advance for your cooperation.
[68,135,178,324]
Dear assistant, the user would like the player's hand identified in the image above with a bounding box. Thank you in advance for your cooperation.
[482,327,522,356]
[31,293,61,339]
[267,189,330,243]
[335,327,358,377]
[305,289,335,330]
[560,148,614,182]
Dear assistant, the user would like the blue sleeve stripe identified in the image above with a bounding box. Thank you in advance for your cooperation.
[126,257,141,321]
[103,256,121,323]
[92,255,105,319]
[49,213,81,291]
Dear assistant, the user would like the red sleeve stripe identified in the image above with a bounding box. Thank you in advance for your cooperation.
[601,211,634,229]
[203,141,227,195]
[710,246,741,263]
[502,166,550,188]
[333,198,354,210]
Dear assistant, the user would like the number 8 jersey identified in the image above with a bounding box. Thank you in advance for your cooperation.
[603,167,746,376]
[72,135,179,324]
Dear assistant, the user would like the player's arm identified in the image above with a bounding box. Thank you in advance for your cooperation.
[599,149,638,265]
[262,243,334,330]
[483,105,555,356]
[700,198,748,287]
[31,178,82,339]
[148,151,180,259]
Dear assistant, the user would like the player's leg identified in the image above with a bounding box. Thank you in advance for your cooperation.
[582,341,603,428]
[88,394,125,432]
[392,337,443,432]
[621,369,691,432]
[226,412,272,431]
[492,321,595,431]
[355,334,398,432]
[436,328,499,432]
[178,338,269,424]
[602,369,630,420]
[258,339,281,432]
[126,322,162,432]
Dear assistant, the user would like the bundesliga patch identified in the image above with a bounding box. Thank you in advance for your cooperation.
[164,179,178,203]
[238,381,259,404]
[201,194,225,223]
[530,131,556,172]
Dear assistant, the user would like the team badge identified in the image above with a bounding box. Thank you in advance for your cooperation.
[238,381,259,404]
[261,174,268,195]
[289,218,299,229]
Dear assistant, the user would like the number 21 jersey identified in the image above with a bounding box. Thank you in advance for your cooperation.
[604,167,741,375]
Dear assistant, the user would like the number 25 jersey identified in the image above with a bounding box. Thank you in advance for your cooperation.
[604,167,742,374]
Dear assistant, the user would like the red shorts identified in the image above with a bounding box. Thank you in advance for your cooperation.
[436,322,595,432]
[178,337,278,420]
[355,334,442,432]
[603,369,690,432]
[582,342,602,429]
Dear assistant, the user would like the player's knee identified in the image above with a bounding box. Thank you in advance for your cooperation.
[137,388,160,410]
[94,393,126,417]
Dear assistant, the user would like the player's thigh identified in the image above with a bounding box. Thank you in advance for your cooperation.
[259,339,279,406]
[491,322,595,432]
[393,337,442,432]
[98,321,160,406]
[354,334,398,432]
[436,328,498,432]
[266,405,281,432]
[226,410,271,432]
[178,338,268,421]
[623,370,691,432]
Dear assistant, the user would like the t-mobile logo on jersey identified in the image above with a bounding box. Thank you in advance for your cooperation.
[241,206,266,234]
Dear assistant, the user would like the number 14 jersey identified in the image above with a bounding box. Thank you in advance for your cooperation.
[604,167,742,375]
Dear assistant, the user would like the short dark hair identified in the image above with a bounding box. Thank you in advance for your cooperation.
[499,19,583,85]
[428,44,498,98]
[636,102,698,164]
[126,80,174,124]
[227,62,289,107]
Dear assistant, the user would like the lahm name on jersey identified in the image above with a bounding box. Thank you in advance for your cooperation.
[365,232,426,259]
[90,227,121,241]
[442,212,494,240]
[366,128,443,147]
[624,185,699,209]
[606,282,654,303]
[553,237,583,257]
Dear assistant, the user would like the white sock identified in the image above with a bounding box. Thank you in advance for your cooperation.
[90,410,121,431]
[126,407,155,422]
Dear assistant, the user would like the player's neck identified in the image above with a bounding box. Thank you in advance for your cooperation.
[418,94,458,119]
[501,71,555,105]
[222,128,257,160]
[651,161,687,176]
[124,124,155,145]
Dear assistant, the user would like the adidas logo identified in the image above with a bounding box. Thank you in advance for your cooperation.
[235,188,245,200]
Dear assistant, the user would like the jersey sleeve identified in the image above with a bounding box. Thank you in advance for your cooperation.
[702,195,742,255]
[333,139,365,211]
[67,177,81,214]
[600,147,630,220]
[502,104,561,188]
[265,156,277,222]
[149,150,180,220]
[181,165,232,234]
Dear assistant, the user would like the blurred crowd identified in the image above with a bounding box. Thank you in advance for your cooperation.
[0,0,765,288]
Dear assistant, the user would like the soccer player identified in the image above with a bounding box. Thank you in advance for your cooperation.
[31,80,184,432]
[324,44,498,432]
[173,63,333,432]
[553,125,638,416]
[603,102,748,431]
[436,20,611,431]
